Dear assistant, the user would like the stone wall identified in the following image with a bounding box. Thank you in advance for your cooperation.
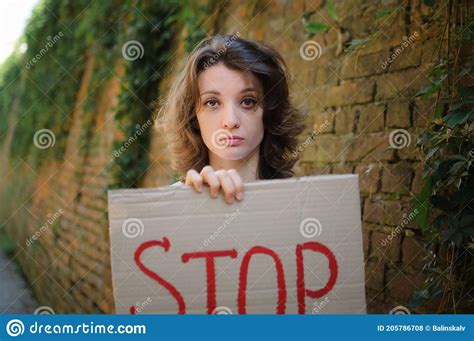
[1,0,460,313]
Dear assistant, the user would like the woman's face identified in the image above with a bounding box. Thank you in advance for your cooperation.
[196,62,264,162]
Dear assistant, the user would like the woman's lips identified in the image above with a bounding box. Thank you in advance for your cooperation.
[221,136,244,146]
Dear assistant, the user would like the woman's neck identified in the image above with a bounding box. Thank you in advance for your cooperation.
[209,147,259,182]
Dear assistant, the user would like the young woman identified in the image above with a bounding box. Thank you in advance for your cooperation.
[160,34,305,204]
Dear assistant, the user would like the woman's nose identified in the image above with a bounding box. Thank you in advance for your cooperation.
[222,104,240,128]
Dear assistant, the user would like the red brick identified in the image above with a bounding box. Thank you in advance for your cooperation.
[363,229,371,259]
[346,133,396,163]
[411,165,425,193]
[313,79,375,107]
[340,50,389,79]
[356,103,385,133]
[381,164,414,193]
[363,199,413,227]
[331,164,354,174]
[397,134,423,161]
[355,164,381,194]
[365,260,385,291]
[371,230,402,263]
[315,62,339,86]
[413,99,436,128]
[374,66,430,100]
[386,101,411,128]
[388,41,422,72]
[335,108,357,134]
[402,236,426,268]
[386,269,426,301]
[309,108,336,132]
[313,135,348,163]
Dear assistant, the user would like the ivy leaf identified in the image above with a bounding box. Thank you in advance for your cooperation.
[417,131,434,145]
[345,37,371,50]
[449,161,466,175]
[431,195,455,211]
[416,78,444,98]
[436,160,456,180]
[423,0,436,7]
[432,214,448,228]
[375,9,393,19]
[304,21,330,35]
[326,0,339,21]
[452,232,463,246]
[413,176,432,231]
[444,109,473,128]
[426,145,440,159]
[441,228,457,244]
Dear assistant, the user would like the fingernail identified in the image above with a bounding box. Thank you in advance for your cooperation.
[236,192,243,201]
[197,184,202,192]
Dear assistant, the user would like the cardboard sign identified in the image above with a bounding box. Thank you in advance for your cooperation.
[108,175,366,314]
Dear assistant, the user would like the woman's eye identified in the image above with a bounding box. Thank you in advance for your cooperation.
[204,99,219,108]
[241,98,257,108]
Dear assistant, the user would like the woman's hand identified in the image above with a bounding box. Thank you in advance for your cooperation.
[185,166,244,204]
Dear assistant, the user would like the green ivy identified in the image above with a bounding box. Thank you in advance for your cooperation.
[106,0,181,189]
[410,7,473,313]
[0,0,220,189]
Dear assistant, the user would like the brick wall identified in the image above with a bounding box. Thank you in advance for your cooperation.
[1,0,459,313]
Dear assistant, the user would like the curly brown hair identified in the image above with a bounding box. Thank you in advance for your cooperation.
[159,34,305,181]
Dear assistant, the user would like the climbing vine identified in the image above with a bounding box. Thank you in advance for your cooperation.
[108,0,180,189]
[0,0,85,167]
[410,1,473,313]
[0,0,222,188]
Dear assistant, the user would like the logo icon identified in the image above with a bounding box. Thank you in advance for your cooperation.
[6,319,24,337]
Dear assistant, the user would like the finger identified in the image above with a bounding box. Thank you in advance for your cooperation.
[215,170,236,204]
[227,169,244,201]
[185,169,203,192]
[200,166,220,198]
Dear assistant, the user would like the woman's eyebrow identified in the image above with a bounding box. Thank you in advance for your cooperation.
[200,90,220,96]
[200,87,258,96]
[240,87,257,93]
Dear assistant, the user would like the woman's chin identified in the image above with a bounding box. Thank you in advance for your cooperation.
[214,149,250,161]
